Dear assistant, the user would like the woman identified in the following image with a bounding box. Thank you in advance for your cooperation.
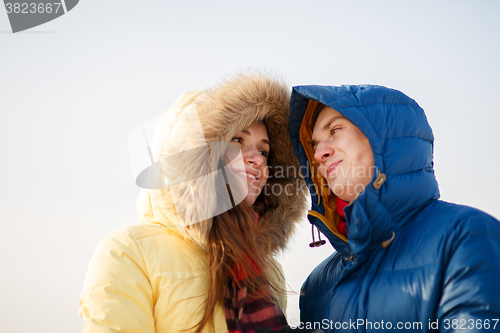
[78,73,307,333]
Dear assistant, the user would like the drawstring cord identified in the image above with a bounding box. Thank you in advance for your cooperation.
[309,224,326,247]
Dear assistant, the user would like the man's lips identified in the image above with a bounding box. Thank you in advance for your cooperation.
[326,160,342,177]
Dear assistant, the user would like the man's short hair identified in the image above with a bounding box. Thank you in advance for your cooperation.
[311,102,328,129]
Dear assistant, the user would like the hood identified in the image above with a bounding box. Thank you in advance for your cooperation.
[136,73,308,252]
[290,84,440,259]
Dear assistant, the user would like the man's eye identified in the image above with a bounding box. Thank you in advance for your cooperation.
[231,137,242,143]
[331,127,341,135]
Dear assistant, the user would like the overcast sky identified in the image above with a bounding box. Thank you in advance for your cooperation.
[1,1,500,332]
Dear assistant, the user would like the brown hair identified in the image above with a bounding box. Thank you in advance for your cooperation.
[252,120,279,215]
[193,123,281,333]
[311,102,328,130]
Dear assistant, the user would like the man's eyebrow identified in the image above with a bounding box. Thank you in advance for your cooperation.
[321,116,344,132]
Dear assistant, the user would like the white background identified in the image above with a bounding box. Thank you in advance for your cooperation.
[1,1,499,332]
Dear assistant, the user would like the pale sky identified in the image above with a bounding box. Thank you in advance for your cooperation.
[1,1,499,332]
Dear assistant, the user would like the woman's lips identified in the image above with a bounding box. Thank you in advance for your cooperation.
[231,169,259,182]
[326,160,342,178]
[245,170,259,183]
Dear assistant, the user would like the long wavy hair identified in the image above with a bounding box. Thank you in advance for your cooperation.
[193,122,282,333]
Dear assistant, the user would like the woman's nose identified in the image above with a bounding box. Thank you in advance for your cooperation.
[314,141,333,163]
[243,148,264,166]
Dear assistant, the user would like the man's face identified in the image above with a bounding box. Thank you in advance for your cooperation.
[311,106,374,202]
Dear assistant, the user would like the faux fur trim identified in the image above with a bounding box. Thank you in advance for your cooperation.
[137,72,308,252]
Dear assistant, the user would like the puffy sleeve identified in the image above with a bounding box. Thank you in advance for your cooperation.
[438,213,500,332]
[79,230,155,333]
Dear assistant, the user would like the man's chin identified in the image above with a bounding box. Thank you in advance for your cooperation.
[327,182,348,199]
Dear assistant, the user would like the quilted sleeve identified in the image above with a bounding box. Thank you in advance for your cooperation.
[438,213,500,332]
[78,230,155,333]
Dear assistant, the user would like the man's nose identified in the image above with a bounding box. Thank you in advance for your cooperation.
[314,141,333,164]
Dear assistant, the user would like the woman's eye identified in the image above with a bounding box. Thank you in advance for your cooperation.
[260,150,269,158]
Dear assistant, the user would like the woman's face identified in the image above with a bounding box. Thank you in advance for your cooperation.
[228,122,270,206]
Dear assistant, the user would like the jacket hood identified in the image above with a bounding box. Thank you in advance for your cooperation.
[137,73,308,252]
[290,84,440,259]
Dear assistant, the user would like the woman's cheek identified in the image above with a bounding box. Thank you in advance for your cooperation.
[262,167,270,187]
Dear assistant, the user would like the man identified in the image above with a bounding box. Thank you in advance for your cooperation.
[287,85,500,332]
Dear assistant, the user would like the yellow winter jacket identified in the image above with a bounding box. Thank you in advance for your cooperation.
[79,74,308,333]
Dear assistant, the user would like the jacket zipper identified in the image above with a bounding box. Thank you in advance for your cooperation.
[345,252,356,263]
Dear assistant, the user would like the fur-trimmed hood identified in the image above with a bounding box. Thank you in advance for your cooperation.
[136,73,308,252]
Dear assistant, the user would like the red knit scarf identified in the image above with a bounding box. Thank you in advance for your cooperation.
[336,197,349,238]
[223,213,287,333]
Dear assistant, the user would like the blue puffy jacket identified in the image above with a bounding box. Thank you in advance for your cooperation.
[289,85,500,332]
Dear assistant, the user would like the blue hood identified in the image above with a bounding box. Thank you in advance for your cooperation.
[290,85,440,259]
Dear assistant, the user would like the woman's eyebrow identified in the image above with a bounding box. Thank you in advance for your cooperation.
[241,129,269,145]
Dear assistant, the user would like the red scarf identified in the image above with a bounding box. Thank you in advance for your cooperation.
[336,197,349,238]
[224,213,287,333]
